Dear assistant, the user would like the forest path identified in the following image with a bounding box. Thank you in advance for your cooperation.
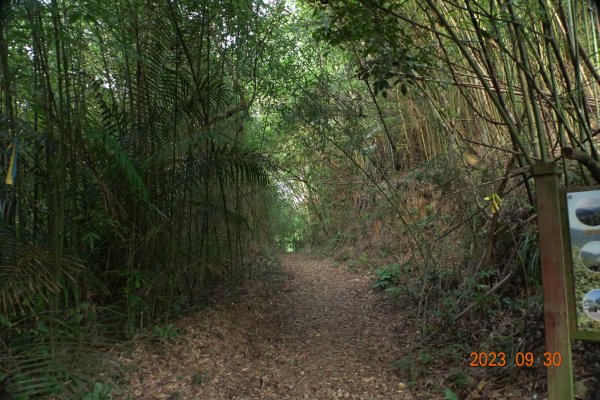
[120,253,415,400]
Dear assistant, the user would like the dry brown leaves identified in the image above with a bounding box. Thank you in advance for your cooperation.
[113,253,417,399]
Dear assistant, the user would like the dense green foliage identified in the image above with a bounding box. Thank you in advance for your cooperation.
[0,0,288,397]
[2,0,600,397]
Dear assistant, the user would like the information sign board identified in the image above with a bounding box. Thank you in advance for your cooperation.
[565,190,600,335]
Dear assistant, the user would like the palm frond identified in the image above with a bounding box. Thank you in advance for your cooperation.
[0,234,83,316]
[1,333,121,399]
[86,130,151,204]
[194,142,272,187]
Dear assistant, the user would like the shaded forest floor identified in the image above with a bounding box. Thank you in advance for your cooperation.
[114,253,549,400]
[116,253,415,399]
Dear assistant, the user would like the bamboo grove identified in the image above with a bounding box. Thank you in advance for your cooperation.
[2,0,600,397]
[0,1,281,396]
[285,1,600,371]
[302,0,600,262]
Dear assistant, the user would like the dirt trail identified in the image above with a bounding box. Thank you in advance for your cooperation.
[120,253,415,399]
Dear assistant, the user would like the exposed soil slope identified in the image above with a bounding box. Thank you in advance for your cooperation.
[119,253,414,399]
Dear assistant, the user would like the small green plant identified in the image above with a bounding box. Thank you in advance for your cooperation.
[384,285,401,296]
[373,262,408,289]
[417,352,433,365]
[151,323,180,341]
[373,264,398,289]
[373,261,420,304]
[390,356,414,372]
[83,382,113,400]
[444,388,459,400]
[390,356,427,380]
[517,228,541,285]
[0,314,12,328]
[447,368,473,388]
[192,371,208,385]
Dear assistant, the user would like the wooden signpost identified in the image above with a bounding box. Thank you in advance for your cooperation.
[534,162,600,400]
[532,163,574,400]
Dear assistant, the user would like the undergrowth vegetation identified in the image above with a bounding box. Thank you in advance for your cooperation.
[0,0,288,397]
[278,0,600,396]
[3,0,600,398]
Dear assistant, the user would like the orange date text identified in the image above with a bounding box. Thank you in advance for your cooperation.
[468,352,562,367]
